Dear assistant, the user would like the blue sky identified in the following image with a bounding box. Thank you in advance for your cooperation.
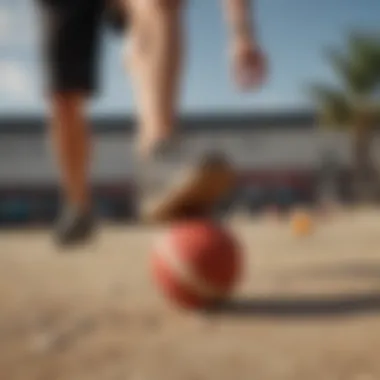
[0,0,379,116]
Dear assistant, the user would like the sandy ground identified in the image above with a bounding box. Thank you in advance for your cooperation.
[1,210,380,380]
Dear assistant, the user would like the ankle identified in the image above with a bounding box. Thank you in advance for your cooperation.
[138,133,177,159]
[64,196,91,214]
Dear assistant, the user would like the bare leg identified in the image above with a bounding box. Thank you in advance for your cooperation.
[39,0,102,245]
[125,0,183,157]
[122,0,235,222]
[49,93,91,211]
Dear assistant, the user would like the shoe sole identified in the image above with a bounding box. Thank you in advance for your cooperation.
[140,163,237,223]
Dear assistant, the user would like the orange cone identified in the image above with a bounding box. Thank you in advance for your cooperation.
[291,209,313,237]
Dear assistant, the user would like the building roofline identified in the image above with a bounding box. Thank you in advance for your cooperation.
[0,109,318,134]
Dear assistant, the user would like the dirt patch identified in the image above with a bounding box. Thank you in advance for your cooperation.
[1,211,380,380]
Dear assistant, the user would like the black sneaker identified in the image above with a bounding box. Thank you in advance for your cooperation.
[136,142,236,223]
[54,205,96,247]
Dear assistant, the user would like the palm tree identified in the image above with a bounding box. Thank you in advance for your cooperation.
[310,33,380,200]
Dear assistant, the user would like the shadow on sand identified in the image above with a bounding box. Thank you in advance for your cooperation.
[206,292,380,319]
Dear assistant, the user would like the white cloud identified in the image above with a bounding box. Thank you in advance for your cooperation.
[0,7,11,43]
[0,61,33,101]
[0,3,38,47]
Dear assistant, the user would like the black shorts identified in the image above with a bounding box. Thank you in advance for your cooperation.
[38,0,106,95]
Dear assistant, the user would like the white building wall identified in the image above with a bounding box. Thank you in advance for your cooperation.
[0,129,379,185]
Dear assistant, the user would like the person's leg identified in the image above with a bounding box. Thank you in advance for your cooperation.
[39,0,105,244]
[49,94,90,212]
[124,0,236,222]
[125,0,183,157]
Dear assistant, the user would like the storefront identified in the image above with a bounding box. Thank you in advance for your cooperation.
[0,111,356,225]
[0,184,137,226]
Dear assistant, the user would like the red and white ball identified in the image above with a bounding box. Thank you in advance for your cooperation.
[151,221,242,309]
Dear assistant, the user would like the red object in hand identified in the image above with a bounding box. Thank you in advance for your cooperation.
[151,220,242,310]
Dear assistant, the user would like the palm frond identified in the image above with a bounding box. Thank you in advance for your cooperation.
[323,33,380,95]
[348,32,380,70]
[310,85,353,129]
[347,33,380,91]
[324,47,376,95]
[309,33,380,131]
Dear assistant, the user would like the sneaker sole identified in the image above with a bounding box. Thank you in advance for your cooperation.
[140,164,237,223]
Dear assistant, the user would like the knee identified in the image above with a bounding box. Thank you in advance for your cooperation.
[153,0,182,12]
[51,93,85,122]
[131,0,183,17]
